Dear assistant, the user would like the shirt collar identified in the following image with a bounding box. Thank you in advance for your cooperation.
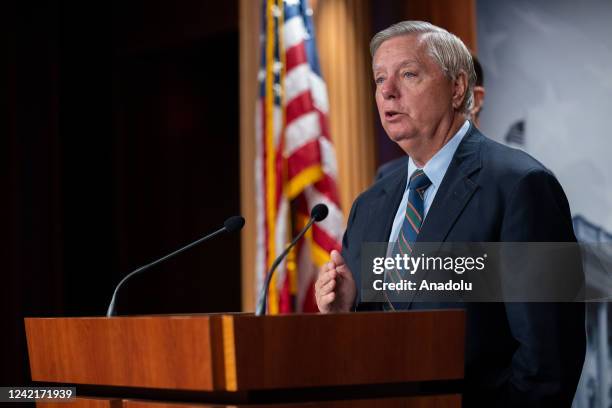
[407,119,471,190]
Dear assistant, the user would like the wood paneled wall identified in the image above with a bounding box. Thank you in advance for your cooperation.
[238,0,260,311]
[405,0,477,52]
[314,0,377,215]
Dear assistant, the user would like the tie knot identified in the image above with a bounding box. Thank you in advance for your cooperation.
[409,169,432,190]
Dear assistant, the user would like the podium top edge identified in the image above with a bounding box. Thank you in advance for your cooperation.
[24,310,465,321]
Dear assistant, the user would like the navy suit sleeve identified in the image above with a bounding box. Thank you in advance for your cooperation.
[341,195,382,312]
[498,169,586,407]
[341,199,358,255]
[340,196,361,311]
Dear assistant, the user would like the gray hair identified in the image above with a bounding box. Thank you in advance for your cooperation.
[370,21,476,114]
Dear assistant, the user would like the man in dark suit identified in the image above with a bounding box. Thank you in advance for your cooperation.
[314,21,585,407]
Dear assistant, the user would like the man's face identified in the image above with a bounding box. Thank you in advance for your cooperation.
[373,34,455,152]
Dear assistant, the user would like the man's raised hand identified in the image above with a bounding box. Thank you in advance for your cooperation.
[315,250,356,313]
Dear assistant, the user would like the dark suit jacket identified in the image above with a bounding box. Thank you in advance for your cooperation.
[376,155,409,181]
[343,124,586,407]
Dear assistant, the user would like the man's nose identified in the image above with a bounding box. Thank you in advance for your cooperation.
[380,79,398,99]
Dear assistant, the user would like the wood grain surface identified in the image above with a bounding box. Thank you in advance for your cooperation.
[38,396,122,408]
[225,311,465,390]
[122,394,461,408]
[26,311,464,393]
[25,315,218,390]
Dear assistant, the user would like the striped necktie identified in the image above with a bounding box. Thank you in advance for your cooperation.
[385,169,432,309]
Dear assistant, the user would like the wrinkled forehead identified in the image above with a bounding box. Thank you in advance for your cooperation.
[371,33,431,70]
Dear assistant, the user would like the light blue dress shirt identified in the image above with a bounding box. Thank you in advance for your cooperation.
[388,120,471,242]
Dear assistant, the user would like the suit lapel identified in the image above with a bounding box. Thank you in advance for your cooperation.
[360,168,406,310]
[405,126,483,307]
[418,126,483,243]
[364,168,407,244]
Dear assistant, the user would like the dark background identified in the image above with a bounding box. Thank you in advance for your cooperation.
[2,0,241,386]
[1,0,411,388]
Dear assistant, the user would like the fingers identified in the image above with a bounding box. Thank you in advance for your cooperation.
[316,261,339,312]
[316,251,351,313]
[330,250,355,283]
[319,291,335,307]
[330,250,345,267]
[315,262,336,291]
[323,260,334,274]
[316,251,356,313]
[319,275,336,295]
[315,264,336,294]
[317,261,333,279]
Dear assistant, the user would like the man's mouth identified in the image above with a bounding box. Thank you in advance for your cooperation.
[385,110,401,120]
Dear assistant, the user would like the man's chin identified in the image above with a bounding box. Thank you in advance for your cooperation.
[388,132,417,145]
[388,134,420,156]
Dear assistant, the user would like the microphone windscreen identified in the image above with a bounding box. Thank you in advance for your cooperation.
[311,204,329,222]
[224,216,245,233]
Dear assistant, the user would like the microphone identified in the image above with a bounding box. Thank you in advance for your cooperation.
[106,215,245,317]
[255,204,329,316]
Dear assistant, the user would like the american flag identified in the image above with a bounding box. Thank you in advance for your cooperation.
[255,0,343,313]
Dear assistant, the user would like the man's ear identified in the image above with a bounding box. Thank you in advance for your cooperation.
[451,71,468,110]
[471,86,486,117]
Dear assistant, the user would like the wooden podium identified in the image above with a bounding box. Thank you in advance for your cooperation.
[25,310,465,407]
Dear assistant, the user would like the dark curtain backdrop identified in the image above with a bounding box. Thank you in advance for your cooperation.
[2,0,240,386]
